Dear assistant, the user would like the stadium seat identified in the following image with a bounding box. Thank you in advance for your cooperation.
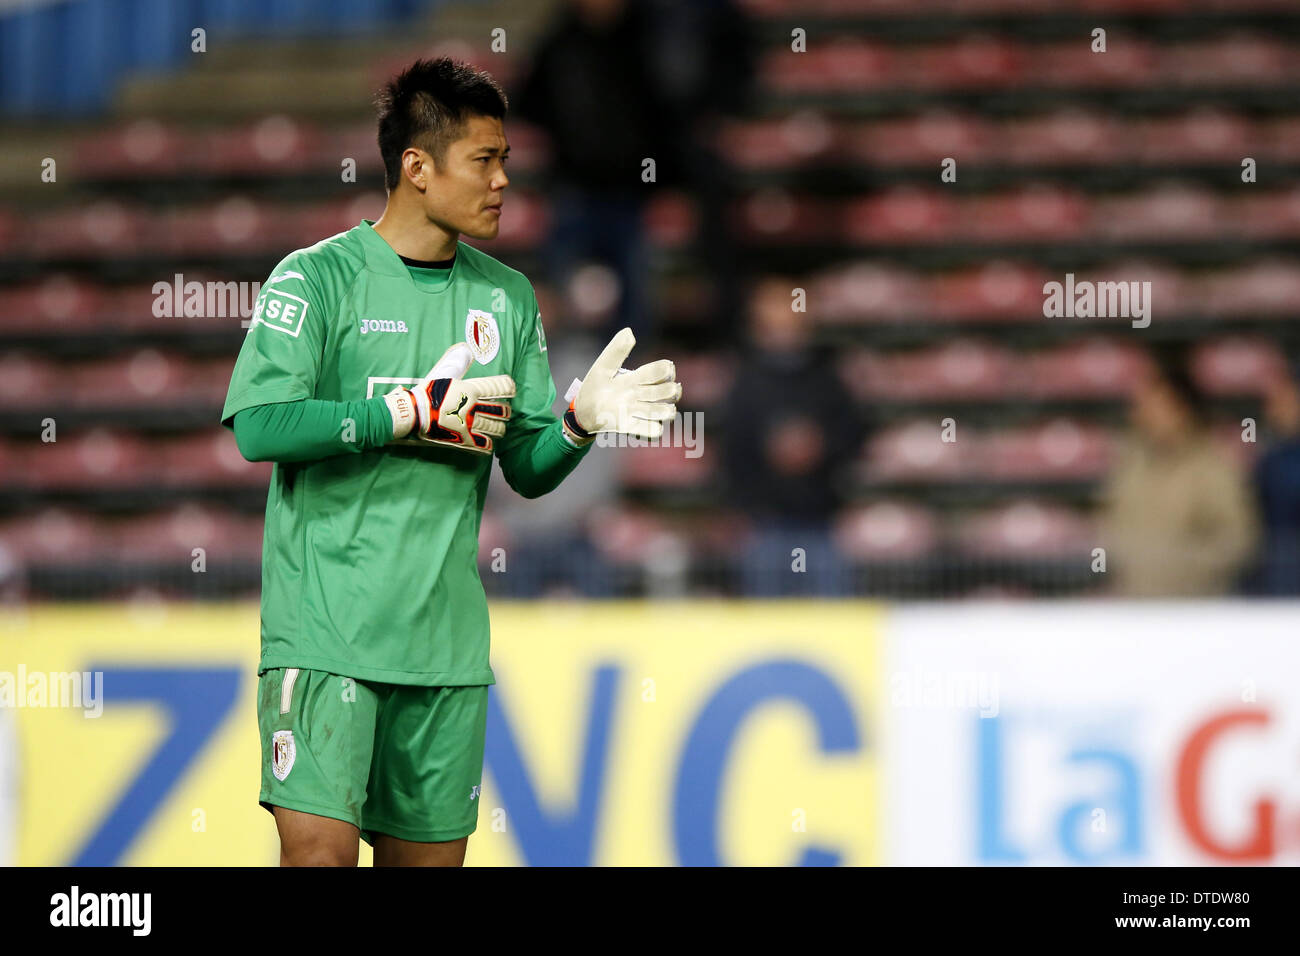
[0,508,106,562]
[198,116,326,175]
[760,41,895,94]
[953,500,1097,558]
[1025,339,1149,398]
[1201,260,1300,317]
[1003,110,1124,164]
[929,262,1050,321]
[617,442,713,490]
[968,186,1089,241]
[845,188,957,244]
[114,505,265,562]
[73,118,187,179]
[1192,338,1288,395]
[813,262,926,324]
[833,501,939,560]
[840,341,1018,400]
[980,420,1114,480]
[158,430,272,488]
[0,352,59,407]
[29,202,148,258]
[862,422,972,482]
[16,430,160,490]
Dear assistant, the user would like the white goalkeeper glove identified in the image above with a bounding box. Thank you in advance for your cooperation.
[384,343,516,456]
[561,327,682,445]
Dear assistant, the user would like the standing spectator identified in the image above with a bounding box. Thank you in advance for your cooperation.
[0,542,24,605]
[514,0,671,345]
[1098,355,1259,597]
[1247,365,1300,595]
[721,277,865,596]
[482,331,619,598]
[645,0,754,346]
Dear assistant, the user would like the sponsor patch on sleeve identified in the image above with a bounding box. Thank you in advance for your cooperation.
[254,289,310,338]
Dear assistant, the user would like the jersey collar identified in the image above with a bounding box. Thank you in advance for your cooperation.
[357,219,461,292]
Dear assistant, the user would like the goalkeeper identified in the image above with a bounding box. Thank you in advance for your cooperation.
[220,58,681,866]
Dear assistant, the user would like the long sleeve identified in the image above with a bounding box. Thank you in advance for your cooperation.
[493,282,593,498]
[1182,453,1260,592]
[231,396,396,463]
[1097,435,1260,596]
[496,418,592,499]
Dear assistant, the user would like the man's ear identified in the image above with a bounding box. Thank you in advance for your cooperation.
[402,148,427,191]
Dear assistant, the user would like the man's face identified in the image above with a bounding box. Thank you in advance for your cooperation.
[414,114,509,241]
[1264,374,1300,435]
[1131,377,1190,444]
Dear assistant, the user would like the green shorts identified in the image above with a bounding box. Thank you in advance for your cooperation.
[257,667,488,845]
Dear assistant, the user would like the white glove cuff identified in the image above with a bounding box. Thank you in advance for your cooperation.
[560,425,594,448]
[384,387,418,439]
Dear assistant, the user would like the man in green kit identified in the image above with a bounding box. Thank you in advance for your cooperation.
[220,58,682,866]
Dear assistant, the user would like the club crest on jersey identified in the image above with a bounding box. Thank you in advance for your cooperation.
[271,730,296,781]
[464,309,501,364]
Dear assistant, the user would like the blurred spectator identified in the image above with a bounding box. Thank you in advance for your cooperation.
[515,0,671,344]
[721,278,865,596]
[645,0,754,346]
[483,331,619,597]
[1245,366,1300,595]
[1098,354,1258,597]
[0,543,25,605]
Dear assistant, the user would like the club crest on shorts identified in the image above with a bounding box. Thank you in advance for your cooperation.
[271,730,296,781]
[465,309,501,364]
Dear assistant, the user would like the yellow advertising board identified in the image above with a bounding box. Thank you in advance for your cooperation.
[1,601,880,866]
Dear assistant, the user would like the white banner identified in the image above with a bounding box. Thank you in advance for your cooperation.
[884,601,1300,865]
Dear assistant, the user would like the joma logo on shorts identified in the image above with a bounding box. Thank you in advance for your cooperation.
[359,318,409,335]
[469,785,481,801]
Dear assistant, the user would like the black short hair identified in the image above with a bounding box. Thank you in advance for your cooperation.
[1149,346,1207,424]
[375,57,508,191]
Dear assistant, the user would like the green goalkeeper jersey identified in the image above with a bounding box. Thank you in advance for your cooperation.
[221,219,566,686]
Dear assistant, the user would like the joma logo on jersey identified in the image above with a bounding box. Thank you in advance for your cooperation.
[359,318,409,335]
